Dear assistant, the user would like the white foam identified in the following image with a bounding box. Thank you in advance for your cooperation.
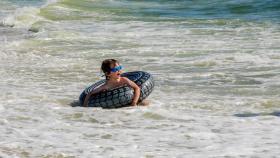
[2,7,43,29]
[0,104,4,113]
[43,0,59,7]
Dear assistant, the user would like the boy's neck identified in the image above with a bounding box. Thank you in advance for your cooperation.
[108,77,121,83]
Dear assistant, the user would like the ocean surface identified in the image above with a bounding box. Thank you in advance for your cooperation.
[1,0,280,157]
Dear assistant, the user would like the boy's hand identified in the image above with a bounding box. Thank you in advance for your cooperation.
[131,101,137,106]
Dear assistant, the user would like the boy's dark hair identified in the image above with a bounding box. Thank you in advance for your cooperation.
[101,59,119,80]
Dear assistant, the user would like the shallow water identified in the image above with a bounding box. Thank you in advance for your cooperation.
[1,0,280,157]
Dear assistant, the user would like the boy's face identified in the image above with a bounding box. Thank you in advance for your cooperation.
[108,63,122,79]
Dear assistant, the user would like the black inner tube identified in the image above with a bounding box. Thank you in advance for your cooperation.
[79,71,154,108]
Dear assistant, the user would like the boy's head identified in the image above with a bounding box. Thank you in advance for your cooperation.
[101,59,122,80]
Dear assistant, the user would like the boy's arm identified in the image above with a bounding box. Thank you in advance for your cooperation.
[123,77,140,106]
[83,85,106,107]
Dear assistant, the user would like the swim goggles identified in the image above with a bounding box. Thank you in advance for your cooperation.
[110,65,123,72]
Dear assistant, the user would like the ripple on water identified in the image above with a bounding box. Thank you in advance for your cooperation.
[142,112,166,120]
[0,147,31,158]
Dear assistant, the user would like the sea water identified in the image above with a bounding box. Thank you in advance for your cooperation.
[0,0,280,157]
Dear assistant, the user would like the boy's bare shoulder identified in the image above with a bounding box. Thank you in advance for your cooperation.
[120,77,131,83]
